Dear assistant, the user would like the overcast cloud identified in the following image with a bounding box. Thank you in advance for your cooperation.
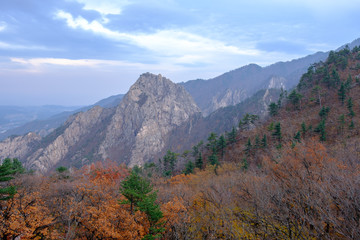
[0,0,359,105]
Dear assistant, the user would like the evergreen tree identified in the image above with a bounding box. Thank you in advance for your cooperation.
[0,158,24,201]
[227,127,237,144]
[347,97,355,117]
[209,154,219,166]
[195,152,203,169]
[331,68,341,86]
[239,113,259,130]
[277,88,286,107]
[323,67,331,88]
[315,119,326,141]
[183,161,195,175]
[319,106,330,120]
[338,82,346,105]
[255,135,260,148]
[207,132,218,154]
[301,122,307,135]
[245,138,252,156]
[261,134,267,147]
[217,135,227,157]
[349,120,355,129]
[162,150,178,176]
[294,131,301,143]
[268,102,279,116]
[272,122,282,141]
[312,85,323,106]
[338,114,345,133]
[268,122,274,131]
[288,90,302,110]
[242,158,248,170]
[345,74,352,91]
[120,171,163,239]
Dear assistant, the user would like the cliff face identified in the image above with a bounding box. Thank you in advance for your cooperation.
[98,73,200,167]
[0,73,200,172]
[0,133,41,161]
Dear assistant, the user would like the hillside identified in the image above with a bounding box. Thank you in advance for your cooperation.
[1,47,359,240]
[149,45,360,239]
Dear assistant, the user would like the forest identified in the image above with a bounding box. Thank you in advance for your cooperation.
[1,47,360,239]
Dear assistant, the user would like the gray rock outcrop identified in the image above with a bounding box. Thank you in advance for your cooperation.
[0,73,200,172]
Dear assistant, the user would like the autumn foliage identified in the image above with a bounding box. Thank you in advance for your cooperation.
[1,47,360,239]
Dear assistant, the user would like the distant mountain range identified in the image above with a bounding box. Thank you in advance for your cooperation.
[182,38,360,116]
[0,94,124,140]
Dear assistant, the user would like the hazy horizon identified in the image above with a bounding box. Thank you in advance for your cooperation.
[1,0,359,106]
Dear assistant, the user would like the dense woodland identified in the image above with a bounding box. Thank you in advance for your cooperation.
[1,46,360,239]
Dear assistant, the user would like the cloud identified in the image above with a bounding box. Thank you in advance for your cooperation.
[0,41,53,51]
[55,10,260,65]
[10,57,140,68]
[74,0,130,15]
[0,22,6,32]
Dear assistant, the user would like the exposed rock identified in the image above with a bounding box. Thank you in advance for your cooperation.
[0,73,200,172]
[267,76,286,89]
[0,132,41,160]
[99,73,200,167]
[25,106,113,172]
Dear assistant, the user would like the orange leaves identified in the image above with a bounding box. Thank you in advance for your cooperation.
[81,159,129,183]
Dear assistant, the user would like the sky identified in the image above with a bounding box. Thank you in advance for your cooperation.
[0,0,359,106]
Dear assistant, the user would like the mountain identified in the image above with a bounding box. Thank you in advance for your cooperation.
[183,38,360,117]
[0,73,200,172]
[0,105,81,134]
[0,94,124,141]
[181,52,334,116]
[163,88,281,155]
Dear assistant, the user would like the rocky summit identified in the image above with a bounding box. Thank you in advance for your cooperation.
[98,73,200,167]
[0,73,200,172]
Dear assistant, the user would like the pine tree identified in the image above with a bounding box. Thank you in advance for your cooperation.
[0,158,24,201]
[245,138,252,156]
[272,122,282,141]
[345,74,352,91]
[195,152,203,169]
[315,119,326,141]
[331,68,341,86]
[120,171,164,239]
[183,161,194,175]
[319,106,330,120]
[268,102,279,116]
[349,120,355,129]
[338,82,346,105]
[207,132,218,154]
[338,114,345,133]
[347,97,355,117]
[294,131,301,143]
[268,122,274,131]
[209,154,219,166]
[288,90,302,110]
[162,150,177,176]
[261,134,267,147]
[227,127,237,144]
[242,158,248,170]
[217,135,227,157]
[255,135,260,148]
[301,122,307,135]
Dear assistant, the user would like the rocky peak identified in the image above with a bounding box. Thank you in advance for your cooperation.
[99,73,201,166]
[0,73,201,172]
